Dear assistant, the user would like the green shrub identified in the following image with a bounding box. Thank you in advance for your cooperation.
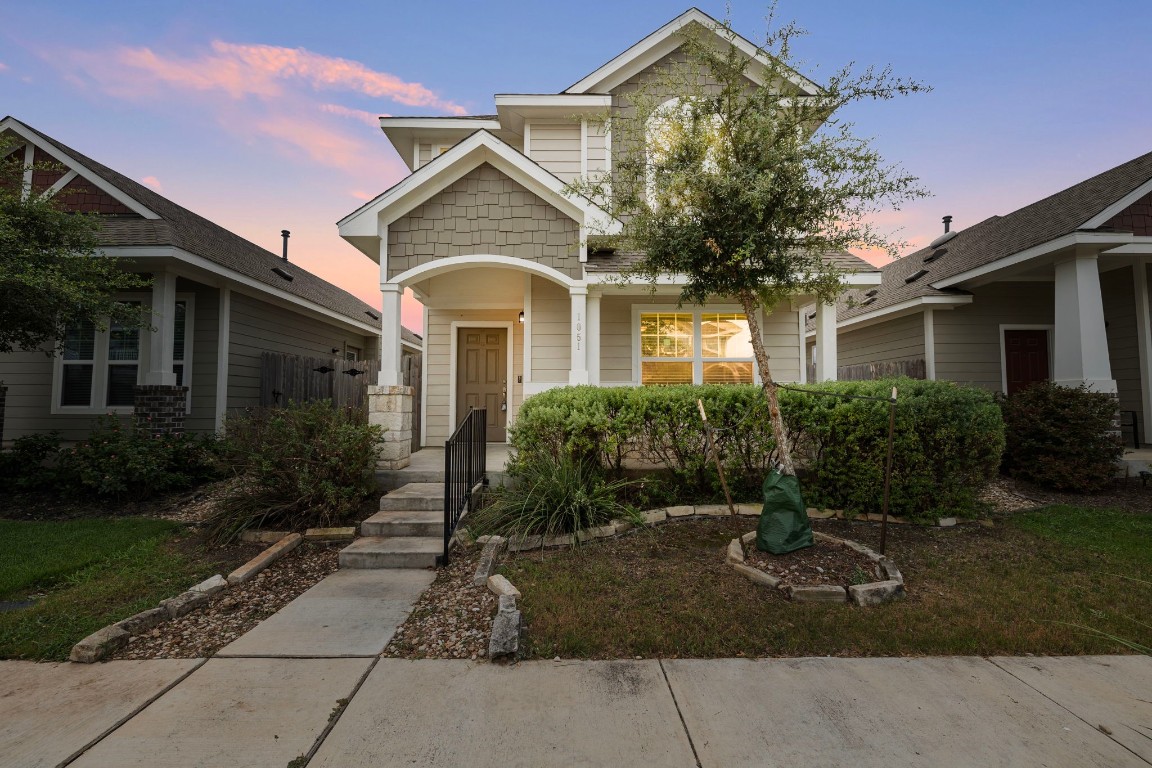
[59,417,221,501]
[0,431,63,490]
[510,380,1005,522]
[207,402,383,543]
[999,382,1123,492]
[467,453,639,539]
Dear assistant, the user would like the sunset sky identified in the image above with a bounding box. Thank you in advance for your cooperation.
[3,1,1150,333]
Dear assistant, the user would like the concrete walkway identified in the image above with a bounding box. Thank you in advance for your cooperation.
[3,652,1149,767]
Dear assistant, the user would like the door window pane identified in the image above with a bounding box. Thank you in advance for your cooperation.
[701,313,752,358]
[61,364,94,406]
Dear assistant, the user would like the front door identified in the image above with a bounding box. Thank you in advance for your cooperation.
[457,328,507,441]
[1004,329,1050,395]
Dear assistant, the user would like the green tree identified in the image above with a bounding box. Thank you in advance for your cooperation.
[574,11,929,474]
[0,144,146,355]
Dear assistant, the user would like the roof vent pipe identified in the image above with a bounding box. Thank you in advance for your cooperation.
[942,215,952,233]
[281,230,290,262]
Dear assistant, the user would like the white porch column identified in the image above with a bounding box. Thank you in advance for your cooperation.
[569,286,589,385]
[814,300,837,382]
[1134,259,1152,444]
[145,270,177,386]
[378,283,403,386]
[587,291,601,385]
[923,309,936,380]
[1053,251,1116,393]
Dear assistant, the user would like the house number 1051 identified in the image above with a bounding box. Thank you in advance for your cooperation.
[575,312,582,352]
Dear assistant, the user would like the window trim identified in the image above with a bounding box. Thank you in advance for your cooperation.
[631,303,760,386]
[51,292,195,415]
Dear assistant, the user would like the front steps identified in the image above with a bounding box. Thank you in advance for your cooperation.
[339,482,445,569]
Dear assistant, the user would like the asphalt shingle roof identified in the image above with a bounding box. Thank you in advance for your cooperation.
[585,248,876,274]
[838,149,1152,323]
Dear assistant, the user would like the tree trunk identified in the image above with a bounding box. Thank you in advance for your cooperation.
[738,291,797,476]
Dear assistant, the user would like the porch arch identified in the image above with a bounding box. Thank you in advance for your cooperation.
[389,254,581,290]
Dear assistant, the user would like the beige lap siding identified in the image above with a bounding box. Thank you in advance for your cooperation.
[933,282,1053,391]
[179,279,220,434]
[226,292,375,410]
[529,278,571,384]
[528,122,582,183]
[837,313,925,370]
[386,163,581,280]
[1102,267,1143,436]
[423,308,523,445]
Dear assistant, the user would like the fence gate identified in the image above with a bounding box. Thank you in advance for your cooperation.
[402,353,422,452]
[260,352,381,410]
[807,358,926,382]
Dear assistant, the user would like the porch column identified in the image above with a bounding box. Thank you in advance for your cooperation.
[378,283,403,386]
[1134,259,1152,444]
[569,286,589,385]
[145,270,177,386]
[1053,251,1116,393]
[814,300,837,382]
[587,291,601,385]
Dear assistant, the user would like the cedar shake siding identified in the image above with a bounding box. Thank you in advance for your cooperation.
[1104,191,1152,236]
[386,163,581,280]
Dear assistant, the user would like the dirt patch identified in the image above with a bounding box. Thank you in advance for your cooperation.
[382,547,496,660]
[744,538,878,587]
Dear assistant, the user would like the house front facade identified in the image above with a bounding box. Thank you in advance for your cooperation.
[339,9,879,463]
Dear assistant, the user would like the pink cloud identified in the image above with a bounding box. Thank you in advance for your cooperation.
[141,175,163,192]
[0,62,8,73]
[319,103,386,127]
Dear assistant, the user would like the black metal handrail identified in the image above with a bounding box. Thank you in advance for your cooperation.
[442,407,487,565]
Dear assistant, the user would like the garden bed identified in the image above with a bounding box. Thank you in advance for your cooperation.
[743,537,878,587]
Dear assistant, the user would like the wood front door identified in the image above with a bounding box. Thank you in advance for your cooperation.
[457,328,507,441]
[1004,329,1050,395]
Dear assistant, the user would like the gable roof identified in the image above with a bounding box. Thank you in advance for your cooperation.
[838,149,1152,324]
[586,247,876,275]
[565,7,820,96]
[2,116,382,333]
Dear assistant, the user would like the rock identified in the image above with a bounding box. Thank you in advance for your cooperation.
[641,509,667,526]
[610,519,633,534]
[806,509,836,520]
[507,534,543,552]
[543,533,575,548]
[227,533,303,585]
[695,505,731,517]
[189,574,227,597]
[160,590,210,619]
[664,506,695,518]
[938,517,958,527]
[116,607,169,635]
[729,562,781,588]
[790,585,848,603]
[726,539,745,563]
[978,519,995,528]
[737,504,761,517]
[453,527,476,548]
[489,597,522,659]
[848,579,905,606]
[472,537,507,586]
[487,574,521,599]
[70,625,129,663]
[880,559,904,584]
[303,527,356,542]
[741,531,757,545]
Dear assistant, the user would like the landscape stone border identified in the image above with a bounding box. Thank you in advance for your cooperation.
[727,530,905,606]
[69,532,307,663]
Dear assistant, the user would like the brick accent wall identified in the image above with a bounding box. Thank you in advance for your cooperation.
[386,163,582,279]
[1104,191,1152,236]
[134,385,188,436]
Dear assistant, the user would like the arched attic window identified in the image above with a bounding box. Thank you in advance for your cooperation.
[645,97,725,209]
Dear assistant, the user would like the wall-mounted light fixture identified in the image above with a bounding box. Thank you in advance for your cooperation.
[518,311,525,324]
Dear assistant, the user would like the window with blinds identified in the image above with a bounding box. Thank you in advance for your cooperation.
[639,311,754,386]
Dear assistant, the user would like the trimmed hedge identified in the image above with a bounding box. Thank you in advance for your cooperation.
[510,380,1005,522]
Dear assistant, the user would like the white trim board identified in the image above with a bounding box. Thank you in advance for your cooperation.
[932,231,1131,290]
[1082,176,1152,230]
[214,286,231,432]
[448,321,516,439]
[998,324,1055,395]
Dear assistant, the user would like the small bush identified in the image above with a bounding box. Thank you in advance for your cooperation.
[511,380,1005,522]
[0,431,63,490]
[59,417,221,501]
[207,402,383,543]
[999,382,1123,492]
[467,454,639,539]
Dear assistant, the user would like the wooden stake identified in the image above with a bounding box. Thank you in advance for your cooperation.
[697,399,742,553]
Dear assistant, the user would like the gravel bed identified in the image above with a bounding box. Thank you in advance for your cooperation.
[382,547,496,660]
[112,543,341,660]
[744,537,878,586]
[978,477,1045,514]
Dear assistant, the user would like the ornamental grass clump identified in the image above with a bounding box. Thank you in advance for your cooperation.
[467,454,640,541]
[207,401,383,543]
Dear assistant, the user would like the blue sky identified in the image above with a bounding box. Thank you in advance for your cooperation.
[2,1,1150,331]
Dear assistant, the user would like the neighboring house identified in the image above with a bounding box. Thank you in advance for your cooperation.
[338,8,879,457]
[0,116,420,445]
[818,150,1152,445]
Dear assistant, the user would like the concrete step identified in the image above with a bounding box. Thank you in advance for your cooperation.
[338,536,441,569]
[379,483,445,512]
[361,508,445,538]
[375,469,445,491]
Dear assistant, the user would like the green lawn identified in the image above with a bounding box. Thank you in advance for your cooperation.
[500,505,1152,659]
[0,518,239,661]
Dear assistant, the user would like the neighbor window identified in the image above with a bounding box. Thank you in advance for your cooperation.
[55,297,194,412]
[639,310,754,385]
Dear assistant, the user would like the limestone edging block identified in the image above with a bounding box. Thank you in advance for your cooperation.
[69,625,129,663]
[227,533,303,586]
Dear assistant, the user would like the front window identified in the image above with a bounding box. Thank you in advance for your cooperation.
[639,310,754,385]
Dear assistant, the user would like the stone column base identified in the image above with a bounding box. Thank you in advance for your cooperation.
[368,384,414,470]
[134,385,188,436]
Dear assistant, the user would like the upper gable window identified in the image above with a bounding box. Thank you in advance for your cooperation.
[645,98,723,205]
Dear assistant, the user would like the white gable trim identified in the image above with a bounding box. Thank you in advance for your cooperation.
[338,130,619,258]
[0,117,160,220]
[391,254,581,290]
[835,295,972,333]
[1081,175,1152,230]
[564,8,819,96]
[931,231,1131,290]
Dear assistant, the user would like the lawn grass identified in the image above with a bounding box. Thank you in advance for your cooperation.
[0,518,242,661]
[500,506,1152,659]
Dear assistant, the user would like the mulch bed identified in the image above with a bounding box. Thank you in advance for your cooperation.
[744,537,878,587]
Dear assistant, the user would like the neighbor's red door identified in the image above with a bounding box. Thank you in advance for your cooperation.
[1004,329,1050,395]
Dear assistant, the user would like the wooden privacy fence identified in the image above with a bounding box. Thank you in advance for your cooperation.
[260,351,422,452]
[806,358,927,383]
